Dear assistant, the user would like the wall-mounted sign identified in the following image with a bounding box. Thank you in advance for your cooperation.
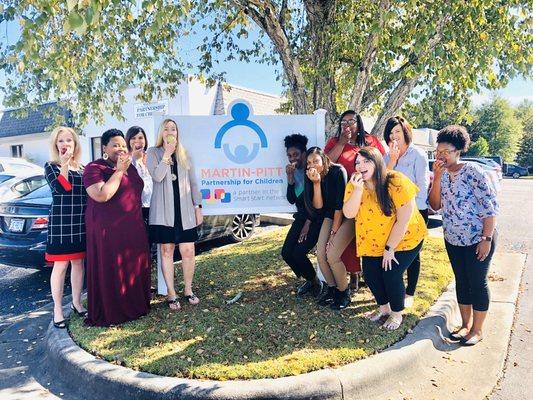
[134,100,169,118]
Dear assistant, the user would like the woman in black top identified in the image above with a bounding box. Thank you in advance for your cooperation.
[281,134,323,297]
[44,127,87,329]
[304,147,349,310]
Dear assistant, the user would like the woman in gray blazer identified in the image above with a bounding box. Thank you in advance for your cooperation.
[146,119,203,310]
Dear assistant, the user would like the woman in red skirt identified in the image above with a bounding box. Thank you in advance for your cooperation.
[324,110,385,290]
[44,127,87,329]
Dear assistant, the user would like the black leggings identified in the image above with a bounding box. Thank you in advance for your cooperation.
[444,232,497,312]
[362,241,423,312]
[281,217,321,281]
[405,209,429,296]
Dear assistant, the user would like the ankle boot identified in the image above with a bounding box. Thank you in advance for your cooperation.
[317,286,336,306]
[330,288,351,310]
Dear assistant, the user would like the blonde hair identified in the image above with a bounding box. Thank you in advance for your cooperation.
[49,126,82,168]
[155,119,189,168]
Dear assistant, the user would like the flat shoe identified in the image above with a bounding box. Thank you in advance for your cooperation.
[53,319,67,329]
[364,310,390,323]
[183,293,200,305]
[448,327,469,340]
[382,314,403,331]
[449,331,465,340]
[460,335,483,346]
[167,297,181,311]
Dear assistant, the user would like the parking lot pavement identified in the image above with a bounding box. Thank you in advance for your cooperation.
[0,266,55,333]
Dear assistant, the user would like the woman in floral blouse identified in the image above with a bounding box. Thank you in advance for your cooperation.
[429,125,498,346]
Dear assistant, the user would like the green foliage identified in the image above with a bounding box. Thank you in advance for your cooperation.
[469,96,524,161]
[516,132,533,167]
[0,0,531,127]
[466,136,490,157]
[0,0,190,125]
[69,229,452,380]
[515,100,533,166]
[403,86,474,129]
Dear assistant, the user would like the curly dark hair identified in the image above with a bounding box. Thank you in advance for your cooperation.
[436,125,471,152]
[101,129,124,146]
[284,133,309,153]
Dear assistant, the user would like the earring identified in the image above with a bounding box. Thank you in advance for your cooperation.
[103,152,109,160]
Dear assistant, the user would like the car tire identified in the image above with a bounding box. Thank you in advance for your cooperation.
[229,214,256,242]
[512,172,520,179]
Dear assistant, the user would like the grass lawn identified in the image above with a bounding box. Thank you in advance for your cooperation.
[69,228,453,380]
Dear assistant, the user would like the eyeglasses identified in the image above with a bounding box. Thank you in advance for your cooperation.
[340,119,357,126]
[435,149,457,157]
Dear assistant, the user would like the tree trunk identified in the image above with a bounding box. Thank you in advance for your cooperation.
[304,0,338,134]
[371,76,418,137]
[349,0,391,113]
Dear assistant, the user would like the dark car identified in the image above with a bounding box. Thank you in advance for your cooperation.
[505,164,529,178]
[0,185,258,269]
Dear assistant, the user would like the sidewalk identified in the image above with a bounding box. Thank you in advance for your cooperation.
[0,224,527,399]
[490,253,532,400]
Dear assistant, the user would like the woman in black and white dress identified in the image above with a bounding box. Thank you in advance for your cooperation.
[44,127,87,328]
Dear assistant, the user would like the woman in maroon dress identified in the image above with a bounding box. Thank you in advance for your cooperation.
[83,129,151,327]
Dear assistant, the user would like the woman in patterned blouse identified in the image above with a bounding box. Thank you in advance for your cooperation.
[343,147,427,330]
[44,127,87,329]
[429,125,498,346]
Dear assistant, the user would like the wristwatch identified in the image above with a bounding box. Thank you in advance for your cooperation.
[384,244,391,251]
[194,204,202,209]
[481,235,492,242]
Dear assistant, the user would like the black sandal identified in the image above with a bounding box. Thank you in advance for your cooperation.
[70,304,88,318]
[53,319,68,329]
[183,293,200,305]
[167,297,181,310]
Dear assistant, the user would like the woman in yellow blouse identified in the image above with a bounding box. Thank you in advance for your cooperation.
[343,147,427,330]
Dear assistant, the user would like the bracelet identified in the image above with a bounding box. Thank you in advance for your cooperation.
[194,204,202,209]
[162,156,171,165]
[330,230,336,236]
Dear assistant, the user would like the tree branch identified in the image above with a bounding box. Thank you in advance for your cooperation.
[370,14,453,136]
[362,13,452,111]
[348,0,391,113]
[231,0,308,113]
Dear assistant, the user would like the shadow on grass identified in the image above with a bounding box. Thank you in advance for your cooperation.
[69,230,454,380]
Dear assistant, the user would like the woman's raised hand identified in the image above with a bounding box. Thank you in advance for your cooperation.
[306,167,321,184]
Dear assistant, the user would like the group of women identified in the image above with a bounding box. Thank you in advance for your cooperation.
[46,111,498,346]
[282,112,498,344]
[46,119,202,328]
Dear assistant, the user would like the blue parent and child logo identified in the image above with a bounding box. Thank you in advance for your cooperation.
[201,101,268,205]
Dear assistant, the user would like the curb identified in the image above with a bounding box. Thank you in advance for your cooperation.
[45,285,460,400]
[260,213,294,226]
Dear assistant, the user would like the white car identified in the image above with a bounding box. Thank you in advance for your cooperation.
[0,157,43,174]
[0,172,48,202]
[462,157,503,180]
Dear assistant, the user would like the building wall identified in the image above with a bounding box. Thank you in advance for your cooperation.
[0,133,51,167]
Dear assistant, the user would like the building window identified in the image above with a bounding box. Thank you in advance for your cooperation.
[91,137,102,161]
[11,145,23,158]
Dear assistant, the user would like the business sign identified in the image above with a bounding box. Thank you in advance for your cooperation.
[155,100,326,215]
[134,100,169,118]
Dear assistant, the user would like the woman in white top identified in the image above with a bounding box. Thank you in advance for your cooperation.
[126,126,153,225]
